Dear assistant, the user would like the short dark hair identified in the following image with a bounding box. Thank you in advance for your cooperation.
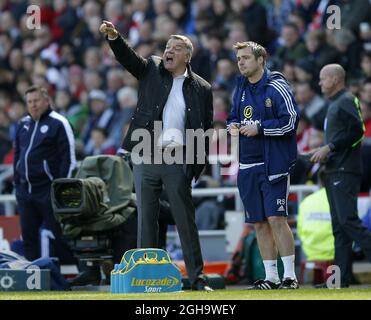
[283,22,300,34]
[296,80,315,91]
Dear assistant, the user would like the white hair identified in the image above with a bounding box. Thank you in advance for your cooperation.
[117,86,138,107]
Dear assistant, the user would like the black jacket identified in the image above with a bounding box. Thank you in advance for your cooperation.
[108,36,214,179]
[325,89,364,175]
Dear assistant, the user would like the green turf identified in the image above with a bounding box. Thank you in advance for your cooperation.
[1,288,371,300]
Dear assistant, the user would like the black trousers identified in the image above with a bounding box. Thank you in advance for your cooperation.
[16,183,74,263]
[133,162,204,284]
[324,172,371,286]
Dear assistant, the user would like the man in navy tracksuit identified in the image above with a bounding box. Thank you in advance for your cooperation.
[14,85,76,262]
[227,42,299,289]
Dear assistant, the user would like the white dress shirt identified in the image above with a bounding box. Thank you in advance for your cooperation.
[159,68,188,148]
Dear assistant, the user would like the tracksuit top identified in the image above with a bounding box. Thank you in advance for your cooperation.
[227,69,299,183]
[14,108,76,193]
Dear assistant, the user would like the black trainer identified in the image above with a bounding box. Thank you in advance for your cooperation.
[280,278,299,289]
[191,275,214,292]
[246,279,281,290]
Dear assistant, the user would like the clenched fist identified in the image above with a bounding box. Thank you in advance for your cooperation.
[99,20,119,39]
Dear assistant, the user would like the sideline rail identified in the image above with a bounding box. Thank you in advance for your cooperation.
[0,185,319,216]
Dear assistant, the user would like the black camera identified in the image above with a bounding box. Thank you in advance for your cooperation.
[51,155,138,285]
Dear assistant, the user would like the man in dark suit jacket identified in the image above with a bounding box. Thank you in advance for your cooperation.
[100,21,213,291]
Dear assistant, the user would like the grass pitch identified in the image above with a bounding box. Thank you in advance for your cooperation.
[1,288,371,300]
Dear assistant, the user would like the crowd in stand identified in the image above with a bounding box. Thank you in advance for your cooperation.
[0,0,371,192]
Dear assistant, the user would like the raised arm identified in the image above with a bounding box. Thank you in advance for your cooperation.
[99,20,148,80]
